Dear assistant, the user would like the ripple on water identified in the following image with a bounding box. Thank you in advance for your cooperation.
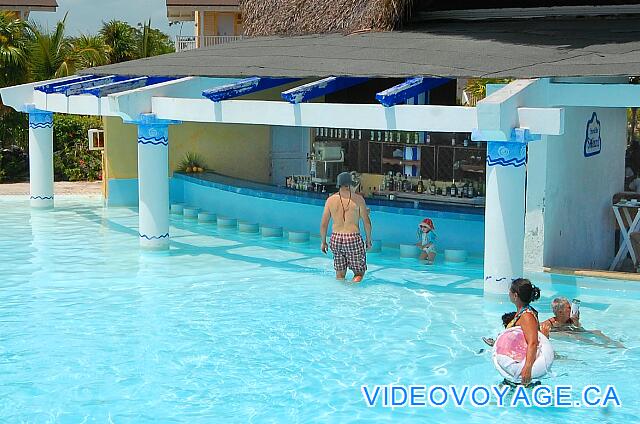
[0,196,638,422]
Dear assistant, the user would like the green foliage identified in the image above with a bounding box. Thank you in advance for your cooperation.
[464,78,513,103]
[100,20,137,63]
[0,13,174,182]
[136,20,175,58]
[27,15,75,80]
[0,11,30,86]
[0,109,28,182]
[53,114,103,181]
[179,152,206,173]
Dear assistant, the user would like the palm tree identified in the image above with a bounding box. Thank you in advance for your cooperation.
[0,11,30,87]
[27,15,75,80]
[100,20,136,63]
[136,20,175,58]
[28,15,109,81]
[72,34,110,69]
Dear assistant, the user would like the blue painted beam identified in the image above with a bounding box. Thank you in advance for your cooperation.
[83,77,148,97]
[34,75,97,94]
[61,75,127,96]
[375,77,452,107]
[281,77,368,104]
[202,77,298,102]
[82,76,176,97]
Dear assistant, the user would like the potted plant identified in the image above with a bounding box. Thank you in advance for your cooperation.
[179,152,206,173]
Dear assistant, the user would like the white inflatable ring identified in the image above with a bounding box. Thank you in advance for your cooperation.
[492,326,554,382]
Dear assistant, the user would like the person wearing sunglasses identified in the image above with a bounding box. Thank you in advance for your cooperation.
[416,218,437,264]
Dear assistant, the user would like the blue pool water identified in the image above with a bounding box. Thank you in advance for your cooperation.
[0,196,639,423]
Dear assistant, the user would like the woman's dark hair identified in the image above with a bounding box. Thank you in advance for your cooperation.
[510,278,541,304]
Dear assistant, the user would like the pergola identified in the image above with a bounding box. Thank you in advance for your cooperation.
[2,15,640,293]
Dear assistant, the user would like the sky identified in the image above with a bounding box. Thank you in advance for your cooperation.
[30,0,194,37]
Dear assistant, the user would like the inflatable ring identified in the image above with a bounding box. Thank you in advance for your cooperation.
[492,326,554,383]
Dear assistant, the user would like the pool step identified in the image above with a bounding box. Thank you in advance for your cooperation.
[261,225,283,238]
[198,212,216,223]
[170,203,184,215]
[217,216,237,228]
[400,244,420,258]
[288,230,310,243]
[238,221,259,233]
[445,249,468,263]
[183,207,200,219]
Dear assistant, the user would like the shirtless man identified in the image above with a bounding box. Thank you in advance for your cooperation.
[320,172,372,282]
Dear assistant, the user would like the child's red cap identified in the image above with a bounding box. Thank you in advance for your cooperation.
[420,218,434,230]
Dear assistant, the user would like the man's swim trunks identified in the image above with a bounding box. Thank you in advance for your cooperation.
[329,232,367,274]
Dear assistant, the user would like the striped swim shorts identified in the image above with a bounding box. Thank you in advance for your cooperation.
[329,232,367,274]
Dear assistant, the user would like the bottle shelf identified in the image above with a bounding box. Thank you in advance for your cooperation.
[382,158,421,166]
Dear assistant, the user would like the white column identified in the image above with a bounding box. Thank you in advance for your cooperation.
[137,114,170,250]
[484,141,527,294]
[28,110,54,208]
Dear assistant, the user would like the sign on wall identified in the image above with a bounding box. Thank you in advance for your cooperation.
[584,112,602,157]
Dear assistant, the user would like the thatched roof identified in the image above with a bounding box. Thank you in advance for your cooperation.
[240,0,414,36]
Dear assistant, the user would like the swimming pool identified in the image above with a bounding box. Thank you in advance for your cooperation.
[0,196,638,422]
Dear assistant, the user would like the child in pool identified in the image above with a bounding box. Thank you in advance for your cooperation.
[482,312,517,347]
[416,218,437,264]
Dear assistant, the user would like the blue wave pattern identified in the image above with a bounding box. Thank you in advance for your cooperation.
[485,275,508,282]
[137,136,168,146]
[139,233,169,240]
[30,195,53,200]
[28,111,53,130]
[138,123,169,147]
[486,141,526,168]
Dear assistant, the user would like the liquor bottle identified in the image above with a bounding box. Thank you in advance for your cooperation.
[377,131,382,141]
[430,181,436,195]
[464,138,469,147]
[388,173,395,191]
[402,174,409,192]
[426,134,431,144]
[370,130,375,141]
[450,181,458,197]
[468,183,476,198]
[451,137,456,146]
[417,177,424,194]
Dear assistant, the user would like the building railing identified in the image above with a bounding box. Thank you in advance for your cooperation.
[175,35,245,52]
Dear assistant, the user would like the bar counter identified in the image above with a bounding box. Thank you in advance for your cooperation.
[174,172,484,216]
[172,172,485,253]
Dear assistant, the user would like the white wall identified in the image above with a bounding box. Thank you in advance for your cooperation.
[524,136,548,270]
[535,107,626,269]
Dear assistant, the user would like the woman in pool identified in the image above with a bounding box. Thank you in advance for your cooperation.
[506,278,541,385]
[541,297,625,348]
[416,218,437,264]
[541,297,580,337]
